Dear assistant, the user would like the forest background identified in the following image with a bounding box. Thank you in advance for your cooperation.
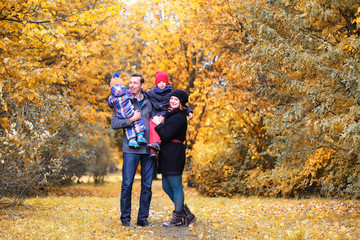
[1,0,360,207]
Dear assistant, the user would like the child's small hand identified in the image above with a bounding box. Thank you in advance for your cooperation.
[188,113,193,119]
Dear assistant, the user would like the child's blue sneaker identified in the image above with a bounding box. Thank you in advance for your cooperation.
[129,138,140,149]
[137,134,147,145]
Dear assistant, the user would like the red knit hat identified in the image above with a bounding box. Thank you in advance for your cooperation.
[155,71,169,86]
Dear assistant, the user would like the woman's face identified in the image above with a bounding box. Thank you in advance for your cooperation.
[169,96,181,109]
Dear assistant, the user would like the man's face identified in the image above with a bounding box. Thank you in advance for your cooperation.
[128,76,143,95]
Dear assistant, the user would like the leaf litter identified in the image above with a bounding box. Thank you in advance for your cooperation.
[0,174,359,240]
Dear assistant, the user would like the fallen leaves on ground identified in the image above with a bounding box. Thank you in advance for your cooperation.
[1,174,359,240]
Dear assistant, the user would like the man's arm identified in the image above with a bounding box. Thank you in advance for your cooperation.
[111,114,131,129]
[111,111,142,129]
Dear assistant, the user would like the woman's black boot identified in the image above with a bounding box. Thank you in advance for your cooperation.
[183,204,197,226]
[163,211,184,227]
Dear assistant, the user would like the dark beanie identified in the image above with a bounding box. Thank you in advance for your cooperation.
[170,89,188,105]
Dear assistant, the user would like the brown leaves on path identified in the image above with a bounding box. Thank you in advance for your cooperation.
[0,174,359,240]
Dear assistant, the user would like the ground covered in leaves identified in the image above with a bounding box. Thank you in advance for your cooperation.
[1,174,360,240]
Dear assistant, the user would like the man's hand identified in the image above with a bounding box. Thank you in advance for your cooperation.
[129,110,141,123]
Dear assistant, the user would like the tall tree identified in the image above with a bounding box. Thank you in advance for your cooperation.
[0,0,122,207]
[107,0,360,198]
[239,0,360,197]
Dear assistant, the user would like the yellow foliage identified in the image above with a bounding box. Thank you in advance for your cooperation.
[1,0,358,201]
[1,0,124,205]
[307,148,336,168]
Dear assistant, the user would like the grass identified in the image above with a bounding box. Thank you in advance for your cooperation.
[1,174,360,240]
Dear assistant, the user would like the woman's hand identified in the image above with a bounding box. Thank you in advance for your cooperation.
[152,115,164,125]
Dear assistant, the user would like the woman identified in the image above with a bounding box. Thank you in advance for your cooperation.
[152,89,197,227]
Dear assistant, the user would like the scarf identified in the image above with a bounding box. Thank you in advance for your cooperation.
[153,85,172,95]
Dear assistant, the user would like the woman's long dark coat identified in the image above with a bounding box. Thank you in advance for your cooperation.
[155,108,187,175]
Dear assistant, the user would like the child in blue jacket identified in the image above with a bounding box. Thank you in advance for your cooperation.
[108,73,147,148]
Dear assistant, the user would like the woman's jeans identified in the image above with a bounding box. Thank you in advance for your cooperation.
[120,153,155,222]
[162,174,184,212]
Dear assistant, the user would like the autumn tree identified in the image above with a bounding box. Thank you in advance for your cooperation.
[189,0,360,198]
[2,0,358,207]
[235,0,360,197]
[0,0,122,207]
[101,0,273,196]
[105,0,360,198]
[182,0,360,198]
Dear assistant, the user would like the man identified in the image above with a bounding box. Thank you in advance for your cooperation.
[111,72,154,227]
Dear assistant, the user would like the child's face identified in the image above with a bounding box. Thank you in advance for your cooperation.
[157,81,167,89]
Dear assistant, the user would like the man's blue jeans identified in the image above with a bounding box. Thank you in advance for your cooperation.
[120,153,155,222]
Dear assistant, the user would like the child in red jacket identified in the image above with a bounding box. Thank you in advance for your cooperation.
[144,71,192,159]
